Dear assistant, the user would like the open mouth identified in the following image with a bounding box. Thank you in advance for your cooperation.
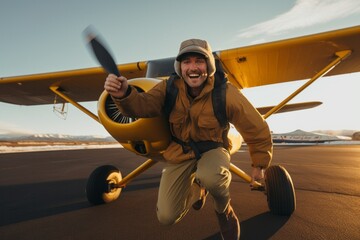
[188,73,201,79]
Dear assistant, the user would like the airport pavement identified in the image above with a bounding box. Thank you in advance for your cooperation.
[0,145,359,239]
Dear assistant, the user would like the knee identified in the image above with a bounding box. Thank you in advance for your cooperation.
[196,148,231,189]
[196,167,231,190]
[156,208,178,226]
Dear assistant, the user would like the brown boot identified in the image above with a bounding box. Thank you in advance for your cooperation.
[215,205,240,240]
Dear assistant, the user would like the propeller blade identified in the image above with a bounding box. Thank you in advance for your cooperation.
[84,26,120,76]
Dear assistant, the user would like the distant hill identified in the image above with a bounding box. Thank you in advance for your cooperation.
[311,129,358,138]
[0,133,116,144]
[272,129,355,143]
[1,129,358,145]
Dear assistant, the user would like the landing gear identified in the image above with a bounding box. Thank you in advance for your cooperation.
[86,165,122,205]
[265,165,296,216]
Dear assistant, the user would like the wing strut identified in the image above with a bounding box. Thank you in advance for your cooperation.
[114,158,158,188]
[263,50,352,119]
[50,86,100,123]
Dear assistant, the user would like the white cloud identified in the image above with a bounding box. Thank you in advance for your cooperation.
[237,0,360,39]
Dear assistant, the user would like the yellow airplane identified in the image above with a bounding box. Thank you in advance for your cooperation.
[1,25,359,216]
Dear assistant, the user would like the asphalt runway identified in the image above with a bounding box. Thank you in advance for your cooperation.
[0,145,359,240]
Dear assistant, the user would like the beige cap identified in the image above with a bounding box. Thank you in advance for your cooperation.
[174,39,216,77]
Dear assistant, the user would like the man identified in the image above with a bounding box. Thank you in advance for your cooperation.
[104,39,273,240]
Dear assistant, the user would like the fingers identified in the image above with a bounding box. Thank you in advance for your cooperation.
[105,74,119,90]
[104,74,127,94]
[250,167,264,187]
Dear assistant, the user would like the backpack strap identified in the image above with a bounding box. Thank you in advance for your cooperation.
[164,71,228,128]
[212,70,230,151]
[163,72,179,118]
[164,69,230,153]
[212,70,228,128]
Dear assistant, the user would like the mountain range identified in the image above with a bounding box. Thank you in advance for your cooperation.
[311,129,358,138]
[0,133,116,143]
[1,129,358,142]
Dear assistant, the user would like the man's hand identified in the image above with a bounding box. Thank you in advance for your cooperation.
[250,167,265,187]
[104,74,129,99]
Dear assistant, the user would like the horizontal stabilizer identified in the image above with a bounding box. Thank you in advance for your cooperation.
[257,101,322,115]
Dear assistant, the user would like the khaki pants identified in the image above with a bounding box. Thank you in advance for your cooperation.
[156,147,231,225]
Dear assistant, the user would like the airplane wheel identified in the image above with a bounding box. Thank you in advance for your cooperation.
[265,165,296,216]
[86,165,122,205]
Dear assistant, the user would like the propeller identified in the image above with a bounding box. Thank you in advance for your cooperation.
[83,26,137,124]
[83,26,120,76]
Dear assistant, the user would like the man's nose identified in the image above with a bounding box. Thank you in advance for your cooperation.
[190,62,198,69]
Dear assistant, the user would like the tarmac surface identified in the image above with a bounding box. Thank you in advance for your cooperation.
[0,145,359,240]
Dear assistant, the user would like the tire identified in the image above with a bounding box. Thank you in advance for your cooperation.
[265,165,296,216]
[86,165,122,205]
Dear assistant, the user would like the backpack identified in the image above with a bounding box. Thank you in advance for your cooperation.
[163,70,228,128]
[163,64,230,159]
[164,59,229,127]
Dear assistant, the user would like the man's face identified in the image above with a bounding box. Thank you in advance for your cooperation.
[180,54,208,88]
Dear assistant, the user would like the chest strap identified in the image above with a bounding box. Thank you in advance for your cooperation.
[172,136,224,160]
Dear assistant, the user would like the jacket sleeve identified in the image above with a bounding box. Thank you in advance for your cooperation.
[226,85,273,168]
[111,80,167,118]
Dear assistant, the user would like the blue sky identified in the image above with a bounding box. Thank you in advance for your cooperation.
[1,0,360,136]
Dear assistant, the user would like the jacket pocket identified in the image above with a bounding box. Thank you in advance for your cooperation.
[169,110,185,137]
[197,116,221,140]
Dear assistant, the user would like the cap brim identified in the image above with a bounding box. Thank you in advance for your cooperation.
[176,46,209,61]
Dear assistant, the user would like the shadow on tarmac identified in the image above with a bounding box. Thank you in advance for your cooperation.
[200,212,289,240]
[0,168,288,240]
[241,212,290,239]
[0,179,89,226]
[0,176,161,227]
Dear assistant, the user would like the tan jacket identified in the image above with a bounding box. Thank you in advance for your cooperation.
[113,76,273,168]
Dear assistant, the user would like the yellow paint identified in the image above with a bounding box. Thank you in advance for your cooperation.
[263,50,352,119]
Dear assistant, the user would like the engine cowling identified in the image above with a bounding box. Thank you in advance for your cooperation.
[98,78,171,158]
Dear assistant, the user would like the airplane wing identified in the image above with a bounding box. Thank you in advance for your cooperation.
[0,25,359,105]
[218,25,360,89]
[0,63,147,105]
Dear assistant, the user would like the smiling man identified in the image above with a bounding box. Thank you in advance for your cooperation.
[104,39,273,240]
